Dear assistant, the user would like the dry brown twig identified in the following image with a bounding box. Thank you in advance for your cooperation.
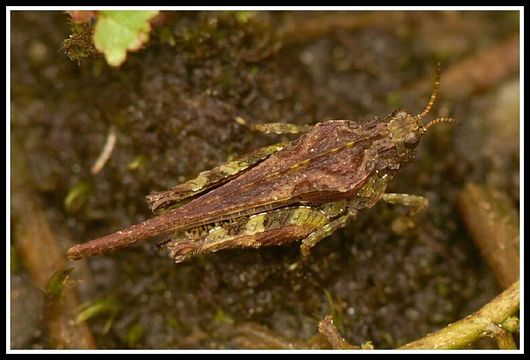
[410,34,519,100]
[316,280,519,350]
[12,141,96,349]
[91,125,117,175]
[318,315,369,350]
[457,183,519,289]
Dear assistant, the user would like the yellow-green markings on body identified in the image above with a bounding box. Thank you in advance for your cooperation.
[189,173,209,192]
[319,200,346,218]
[218,161,249,176]
[288,207,310,224]
[244,213,266,235]
[168,206,334,260]
[289,159,311,171]
[254,123,307,134]
[268,143,288,152]
[311,211,329,226]
[288,207,327,227]
[206,226,228,243]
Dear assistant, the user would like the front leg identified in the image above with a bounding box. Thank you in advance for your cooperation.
[382,193,429,234]
[235,116,312,135]
[382,193,429,214]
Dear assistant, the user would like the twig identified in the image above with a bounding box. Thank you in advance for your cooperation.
[410,34,519,100]
[501,317,519,333]
[233,323,306,349]
[399,280,519,350]
[281,12,402,47]
[457,182,519,288]
[318,315,359,350]
[90,125,117,175]
[485,323,517,350]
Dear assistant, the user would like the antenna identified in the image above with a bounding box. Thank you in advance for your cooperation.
[424,117,457,131]
[417,63,442,120]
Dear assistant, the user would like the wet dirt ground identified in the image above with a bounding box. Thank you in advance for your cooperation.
[10,11,519,349]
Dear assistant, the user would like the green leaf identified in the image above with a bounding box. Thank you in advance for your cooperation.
[45,268,74,297]
[213,307,234,325]
[94,10,159,67]
[64,180,91,213]
[76,296,121,333]
[324,289,343,331]
[126,323,145,347]
[127,154,148,171]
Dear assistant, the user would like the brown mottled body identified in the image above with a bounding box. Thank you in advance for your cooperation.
[160,120,394,218]
[66,64,454,262]
[67,120,395,260]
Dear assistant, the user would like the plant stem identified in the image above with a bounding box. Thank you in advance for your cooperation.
[399,280,519,350]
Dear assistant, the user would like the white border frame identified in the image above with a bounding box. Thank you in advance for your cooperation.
[6,5,524,354]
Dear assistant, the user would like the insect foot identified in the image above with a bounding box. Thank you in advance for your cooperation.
[382,193,429,235]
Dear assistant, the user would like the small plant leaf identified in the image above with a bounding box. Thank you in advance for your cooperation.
[214,308,234,325]
[93,10,159,67]
[45,268,74,297]
[65,180,91,213]
[76,296,121,334]
[127,154,148,171]
[126,323,145,347]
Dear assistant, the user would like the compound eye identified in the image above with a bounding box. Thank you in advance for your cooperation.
[391,108,407,118]
[403,133,419,148]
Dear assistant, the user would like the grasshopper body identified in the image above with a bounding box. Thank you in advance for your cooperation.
[67,66,454,263]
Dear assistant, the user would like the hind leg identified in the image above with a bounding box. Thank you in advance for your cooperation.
[235,117,312,135]
[300,208,357,260]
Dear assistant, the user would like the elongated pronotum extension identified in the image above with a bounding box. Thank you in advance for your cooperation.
[66,210,184,260]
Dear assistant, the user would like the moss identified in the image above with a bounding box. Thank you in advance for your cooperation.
[126,323,145,347]
[62,20,99,62]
